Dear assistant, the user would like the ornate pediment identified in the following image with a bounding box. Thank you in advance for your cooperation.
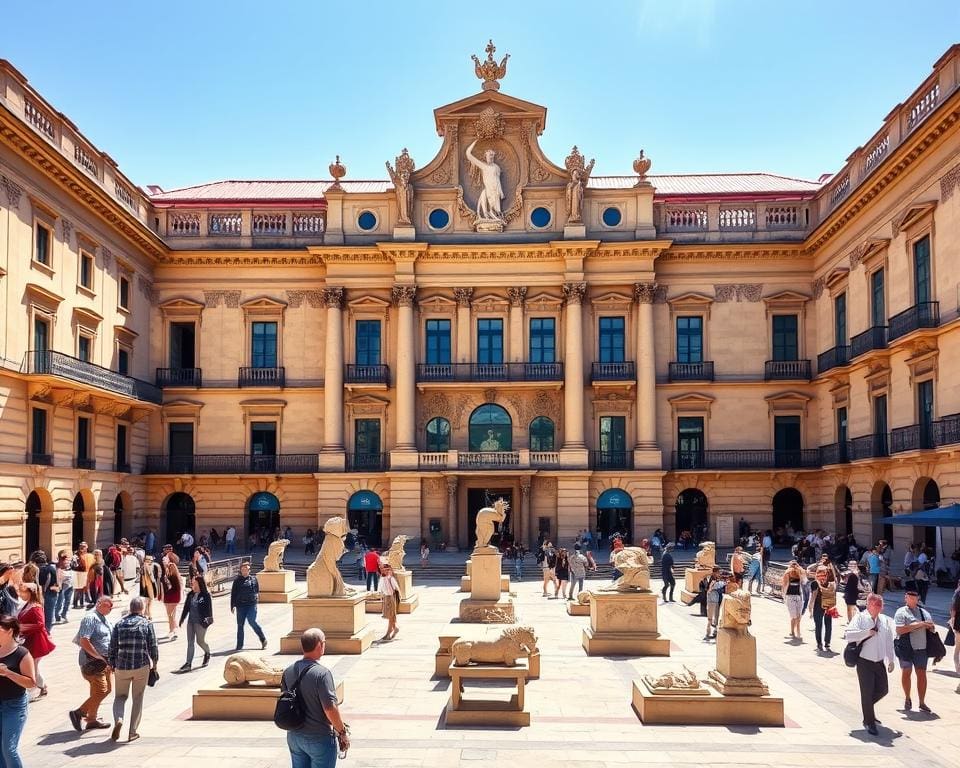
[470,293,509,313]
[346,394,390,417]
[160,297,205,318]
[524,292,563,312]
[590,291,633,312]
[240,296,287,314]
[765,391,812,414]
[347,295,391,317]
[417,294,458,315]
[892,201,936,237]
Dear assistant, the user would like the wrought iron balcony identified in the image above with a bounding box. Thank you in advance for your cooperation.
[346,452,389,471]
[817,345,850,375]
[590,450,634,470]
[74,457,96,470]
[156,367,202,387]
[143,453,319,474]
[935,413,960,447]
[458,451,521,469]
[345,364,390,385]
[850,326,887,358]
[24,350,162,404]
[888,301,939,341]
[416,362,563,383]
[668,361,715,382]
[849,433,888,460]
[591,361,636,382]
[238,366,285,387]
[671,449,821,470]
[115,462,132,473]
[26,452,52,466]
[889,424,933,453]
[819,442,850,465]
[764,359,811,380]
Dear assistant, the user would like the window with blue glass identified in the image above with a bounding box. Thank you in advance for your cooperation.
[529,318,555,363]
[529,416,555,451]
[772,315,798,361]
[355,320,381,366]
[598,317,625,363]
[834,293,847,346]
[425,319,451,365]
[425,417,450,452]
[676,317,703,363]
[599,415,626,453]
[477,318,503,364]
[469,404,512,451]
[913,235,931,304]
[251,322,278,368]
[355,418,381,455]
[871,269,885,326]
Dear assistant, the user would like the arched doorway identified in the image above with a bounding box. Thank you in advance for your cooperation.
[772,488,804,534]
[468,404,512,451]
[25,491,42,557]
[596,488,633,546]
[113,494,125,543]
[248,492,280,544]
[675,489,708,543]
[871,482,893,545]
[913,478,940,549]
[466,488,513,548]
[347,490,383,548]
[834,486,853,537]
[72,493,86,550]
[164,492,196,550]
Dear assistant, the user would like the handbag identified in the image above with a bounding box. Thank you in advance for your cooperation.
[945,627,956,647]
[147,667,159,687]
[926,622,946,663]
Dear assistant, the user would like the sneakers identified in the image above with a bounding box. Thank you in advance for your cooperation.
[261,638,268,650]
[111,719,123,742]
[904,698,912,711]
[69,709,83,732]
[867,724,878,735]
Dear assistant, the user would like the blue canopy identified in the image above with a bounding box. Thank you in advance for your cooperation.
[597,489,633,510]
[248,492,279,512]
[348,490,383,512]
[879,503,960,526]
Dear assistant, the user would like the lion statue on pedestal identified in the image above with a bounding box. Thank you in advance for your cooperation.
[262,539,289,572]
[306,517,355,598]
[451,626,538,667]
[386,535,409,573]
[600,547,652,592]
[694,541,716,570]
[223,653,285,687]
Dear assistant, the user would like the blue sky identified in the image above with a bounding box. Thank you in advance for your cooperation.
[1,2,957,190]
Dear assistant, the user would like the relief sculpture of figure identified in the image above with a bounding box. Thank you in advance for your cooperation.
[465,140,504,221]
[306,517,355,598]
[474,498,508,550]
[262,538,289,572]
[600,546,652,592]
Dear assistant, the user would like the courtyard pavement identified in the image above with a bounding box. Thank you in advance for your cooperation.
[21,567,960,768]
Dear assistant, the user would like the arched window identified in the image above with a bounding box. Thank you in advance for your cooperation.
[425,417,451,452]
[468,403,512,452]
[529,416,555,451]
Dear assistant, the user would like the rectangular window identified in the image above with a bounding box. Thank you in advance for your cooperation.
[836,406,847,443]
[774,415,801,452]
[873,395,887,435]
[355,418,381,455]
[918,379,934,447]
[477,318,504,364]
[31,408,47,457]
[77,416,91,461]
[598,316,625,363]
[116,424,128,469]
[677,416,704,457]
[117,348,129,376]
[35,223,51,265]
[913,235,931,305]
[78,335,92,362]
[251,321,278,368]
[168,422,194,457]
[355,320,382,366]
[119,275,130,310]
[33,317,49,352]
[834,293,847,346]
[871,269,885,327]
[80,251,94,289]
[529,317,556,363]
[425,319,451,365]
[599,415,626,453]
[676,316,703,364]
[169,322,196,368]
[771,315,798,361]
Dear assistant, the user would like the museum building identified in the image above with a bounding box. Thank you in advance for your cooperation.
[1,43,959,558]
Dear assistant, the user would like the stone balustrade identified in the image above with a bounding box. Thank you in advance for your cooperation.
[161,208,326,246]
[659,202,809,242]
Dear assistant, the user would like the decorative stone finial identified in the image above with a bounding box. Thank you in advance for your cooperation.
[328,155,346,188]
[633,150,651,185]
[472,39,510,91]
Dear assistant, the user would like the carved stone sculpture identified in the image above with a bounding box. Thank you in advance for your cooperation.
[262,539,289,572]
[643,666,703,692]
[694,541,716,570]
[577,590,594,605]
[471,39,509,92]
[474,498,508,550]
[719,588,752,632]
[386,535,409,572]
[707,589,770,697]
[306,517,355,598]
[599,547,652,592]
[465,140,504,223]
[564,146,595,225]
[386,148,415,226]
[451,626,537,667]
[222,653,286,687]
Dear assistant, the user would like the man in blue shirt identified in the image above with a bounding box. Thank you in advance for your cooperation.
[70,595,114,732]
[867,547,882,594]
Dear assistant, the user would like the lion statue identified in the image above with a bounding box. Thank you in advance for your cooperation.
[386,535,409,573]
[600,546,651,592]
[695,541,716,570]
[306,517,355,598]
[719,589,752,633]
[474,498,508,550]
[576,590,594,605]
[451,626,538,667]
[223,653,285,687]
[263,539,289,572]
[644,666,702,691]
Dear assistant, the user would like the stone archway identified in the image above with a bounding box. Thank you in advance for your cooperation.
[163,492,196,550]
[911,477,940,549]
[772,487,804,534]
[675,489,708,544]
[834,485,853,537]
[870,481,893,546]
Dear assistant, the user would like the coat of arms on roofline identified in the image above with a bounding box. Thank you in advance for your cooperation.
[472,39,509,92]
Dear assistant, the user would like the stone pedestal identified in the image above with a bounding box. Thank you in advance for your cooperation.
[631,681,783,726]
[435,630,539,679]
[364,570,419,614]
[459,549,514,623]
[192,681,344,720]
[256,570,301,604]
[281,594,373,655]
[707,628,769,696]
[445,660,530,727]
[459,560,510,594]
[680,567,711,604]
[581,591,670,656]
[566,599,590,616]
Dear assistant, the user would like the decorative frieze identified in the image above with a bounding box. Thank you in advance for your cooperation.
[59,217,73,242]
[1,175,23,208]
[203,290,241,308]
[713,284,762,303]
[321,286,345,309]
[562,282,586,305]
[286,290,324,309]
[137,275,159,305]
[100,247,113,270]
[812,277,826,299]
[507,287,527,307]
[392,285,417,307]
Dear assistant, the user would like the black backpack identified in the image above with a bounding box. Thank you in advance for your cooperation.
[274,663,313,731]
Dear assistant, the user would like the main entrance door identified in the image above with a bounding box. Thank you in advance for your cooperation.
[467,488,512,548]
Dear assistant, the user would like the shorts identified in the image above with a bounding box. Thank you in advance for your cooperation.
[706,602,719,623]
[542,568,555,579]
[785,594,803,619]
[898,647,929,670]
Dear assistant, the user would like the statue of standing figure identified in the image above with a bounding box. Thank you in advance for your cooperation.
[306,517,355,598]
[474,498,508,550]
[465,140,504,221]
[564,146,595,225]
[386,148,416,226]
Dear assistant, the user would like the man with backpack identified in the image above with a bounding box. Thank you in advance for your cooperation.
[279,628,349,767]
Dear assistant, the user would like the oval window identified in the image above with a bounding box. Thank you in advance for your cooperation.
[602,207,622,227]
[428,208,450,230]
[357,211,377,231]
[530,207,551,228]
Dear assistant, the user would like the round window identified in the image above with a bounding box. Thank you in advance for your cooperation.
[602,207,622,227]
[530,207,551,228]
[428,208,450,230]
[357,211,377,231]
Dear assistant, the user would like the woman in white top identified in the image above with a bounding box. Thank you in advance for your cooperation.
[378,563,400,642]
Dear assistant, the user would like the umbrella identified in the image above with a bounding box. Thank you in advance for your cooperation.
[878,503,960,526]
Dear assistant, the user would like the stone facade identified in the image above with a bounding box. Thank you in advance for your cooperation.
[1,47,959,557]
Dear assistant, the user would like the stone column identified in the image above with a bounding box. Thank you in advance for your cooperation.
[453,288,472,364]
[634,282,657,449]
[322,286,345,452]
[392,284,417,451]
[520,477,532,550]
[446,477,459,551]
[507,287,527,363]
[562,282,587,449]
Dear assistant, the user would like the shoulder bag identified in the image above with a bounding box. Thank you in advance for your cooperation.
[274,663,313,730]
[923,608,946,663]
[843,619,877,668]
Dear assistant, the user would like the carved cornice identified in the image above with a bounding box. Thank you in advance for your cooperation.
[453,287,473,307]
[562,282,587,305]
[203,290,241,309]
[661,245,807,263]
[507,286,527,307]
[633,282,657,304]
[391,284,417,307]
[713,284,762,303]
[591,240,671,261]
[322,286,345,309]
[162,253,325,266]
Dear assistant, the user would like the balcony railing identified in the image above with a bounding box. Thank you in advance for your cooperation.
[888,302,939,341]
[144,453,319,474]
[530,451,560,468]
[817,345,850,375]
[24,350,162,404]
[935,413,960,447]
[850,326,887,358]
[418,452,449,469]
[458,452,521,469]
[416,362,563,383]
[591,361,636,382]
[238,366,285,387]
[890,424,933,453]
[668,361,715,382]
[849,433,888,460]
[590,451,634,470]
[819,442,850,465]
[26,452,52,466]
[671,449,821,470]
[115,462,132,473]
[345,364,390,385]
[346,453,389,472]
[764,359,811,380]
[156,368,203,387]
[74,457,97,470]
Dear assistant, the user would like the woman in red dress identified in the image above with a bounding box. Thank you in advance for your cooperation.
[161,561,183,641]
[16,583,54,698]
